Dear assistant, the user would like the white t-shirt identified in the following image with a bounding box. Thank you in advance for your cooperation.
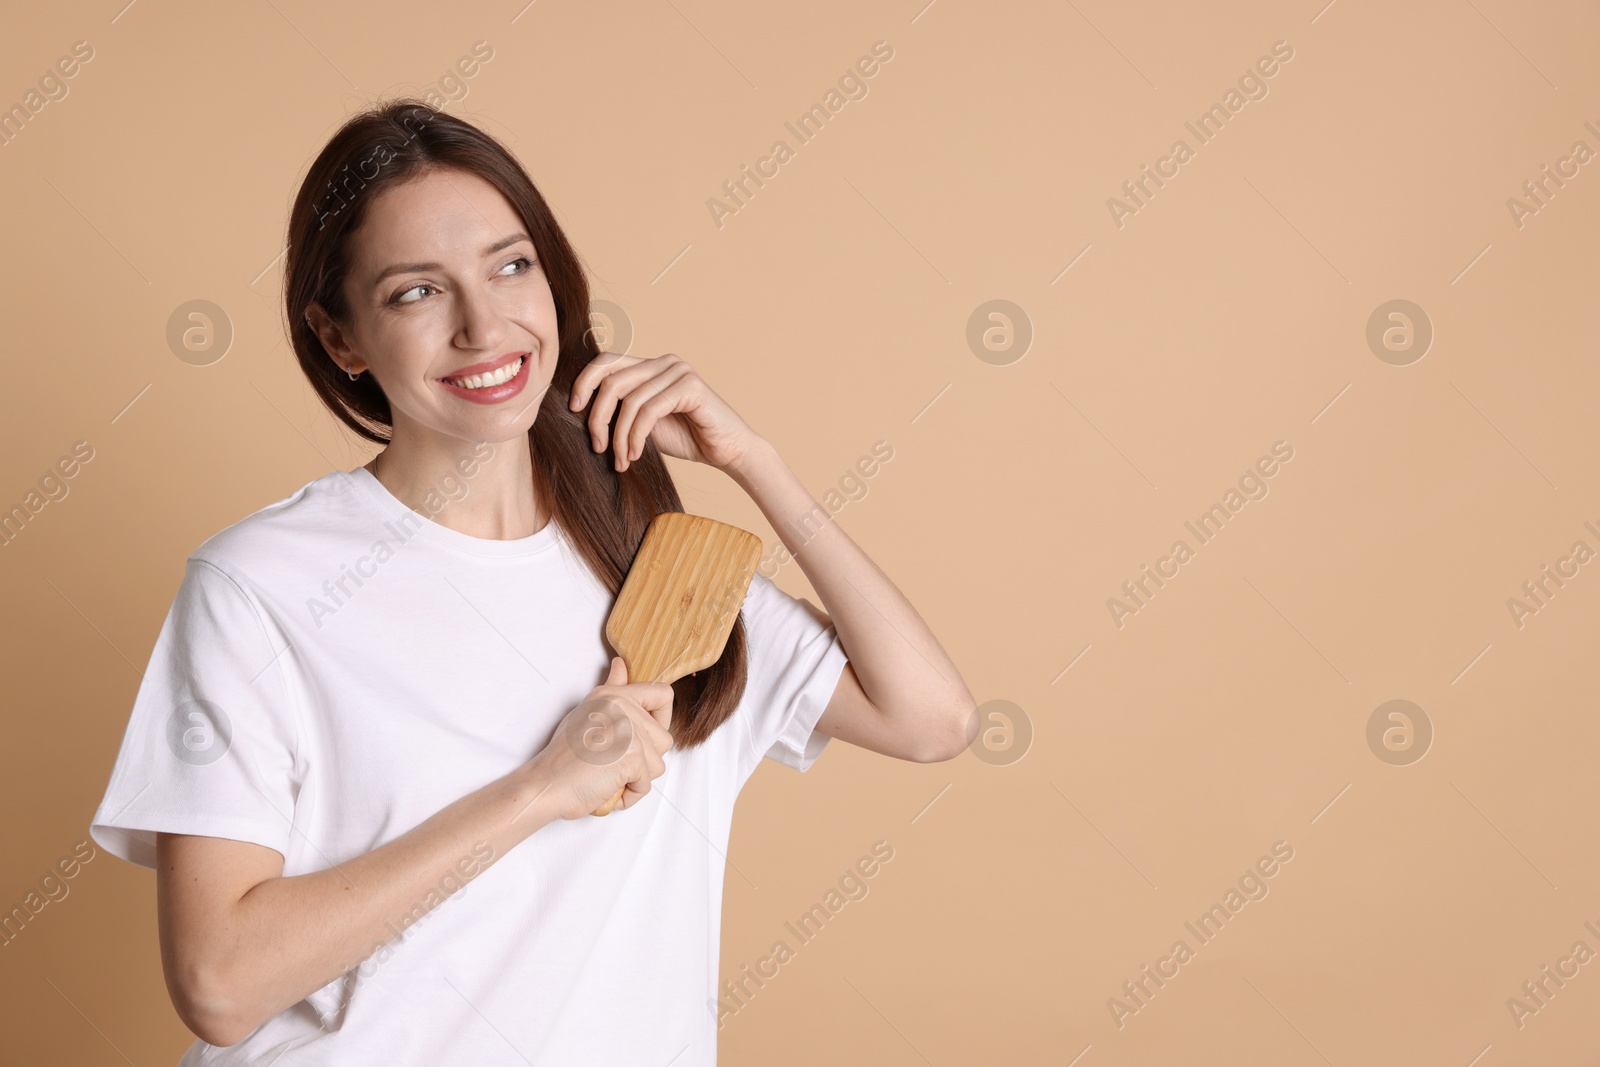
[89,466,848,1066]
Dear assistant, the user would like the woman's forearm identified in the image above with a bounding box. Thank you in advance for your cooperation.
[725,436,975,734]
[175,762,560,1046]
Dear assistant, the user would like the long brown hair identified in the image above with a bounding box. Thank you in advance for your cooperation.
[282,98,746,751]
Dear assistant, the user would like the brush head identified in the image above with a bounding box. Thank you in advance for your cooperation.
[604,511,764,685]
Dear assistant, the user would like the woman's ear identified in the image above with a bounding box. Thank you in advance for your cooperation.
[304,302,364,376]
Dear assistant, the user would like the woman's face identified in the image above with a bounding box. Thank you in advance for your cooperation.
[315,166,560,450]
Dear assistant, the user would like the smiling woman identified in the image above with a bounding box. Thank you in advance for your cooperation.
[88,96,972,1067]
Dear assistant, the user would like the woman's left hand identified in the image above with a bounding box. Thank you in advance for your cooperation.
[570,351,762,474]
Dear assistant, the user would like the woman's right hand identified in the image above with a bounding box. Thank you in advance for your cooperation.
[529,656,675,820]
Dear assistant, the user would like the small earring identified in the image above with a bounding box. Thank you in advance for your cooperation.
[346,363,361,381]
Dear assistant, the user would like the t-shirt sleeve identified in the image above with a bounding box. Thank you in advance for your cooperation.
[735,572,849,779]
[89,557,303,870]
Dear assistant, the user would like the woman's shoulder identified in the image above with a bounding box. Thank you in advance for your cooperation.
[188,468,370,585]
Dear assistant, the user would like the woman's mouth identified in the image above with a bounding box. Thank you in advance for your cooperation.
[438,353,531,404]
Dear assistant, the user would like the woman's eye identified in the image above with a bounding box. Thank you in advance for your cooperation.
[390,259,531,305]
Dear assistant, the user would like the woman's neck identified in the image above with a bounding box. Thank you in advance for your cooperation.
[366,432,544,540]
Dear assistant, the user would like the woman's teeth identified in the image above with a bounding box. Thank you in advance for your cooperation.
[446,356,523,389]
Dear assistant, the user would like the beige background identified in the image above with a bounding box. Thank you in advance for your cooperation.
[3,0,1597,1063]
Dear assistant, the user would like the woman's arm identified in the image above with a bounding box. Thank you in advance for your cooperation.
[571,350,977,764]
[159,665,675,1046]
[159,765,557,1047]
[727,437,977,763]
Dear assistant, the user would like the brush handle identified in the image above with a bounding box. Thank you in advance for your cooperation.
[591,785,626,817]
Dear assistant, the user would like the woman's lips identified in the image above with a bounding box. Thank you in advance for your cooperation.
[441,349,526,380]
[438,353,531,404]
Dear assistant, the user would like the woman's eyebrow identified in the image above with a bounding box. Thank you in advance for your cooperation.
[370,231,532,288]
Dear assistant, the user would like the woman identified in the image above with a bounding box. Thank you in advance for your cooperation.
[89,99,975,1065]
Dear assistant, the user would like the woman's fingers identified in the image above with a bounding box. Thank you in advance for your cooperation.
[619,730,669,810]
[572,352,697,466]
[572,351,647,451]
[612,361,693,471]
[569,350,631,412]
[625,680,675,733]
